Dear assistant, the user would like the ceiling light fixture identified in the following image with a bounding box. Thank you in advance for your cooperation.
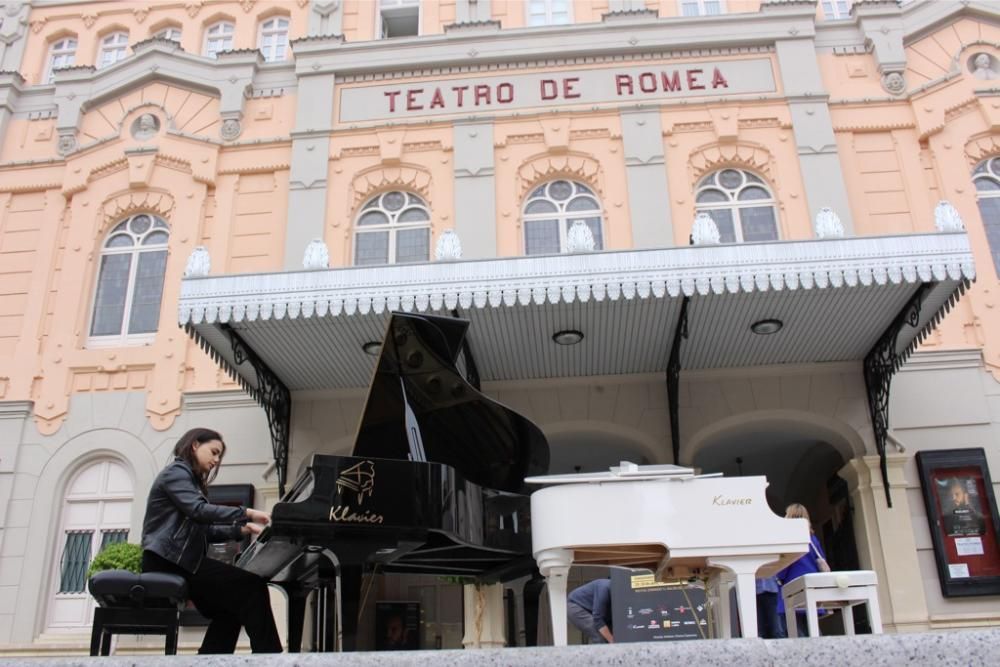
[750,319,783,336]
[552,329,584,346]
[362,341,382,356]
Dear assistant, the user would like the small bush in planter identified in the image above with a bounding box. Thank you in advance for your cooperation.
[87,541,142,580]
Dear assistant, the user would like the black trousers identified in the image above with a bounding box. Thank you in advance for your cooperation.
[756,592,785,639]
[142,550,282,654]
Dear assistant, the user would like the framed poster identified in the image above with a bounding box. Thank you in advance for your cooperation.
[915,448,1000,597]
[375,601,420,650]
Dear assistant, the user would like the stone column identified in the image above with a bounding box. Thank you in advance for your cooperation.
[309,0,345,35]
[839,454,930,633]
[453,121,497,258]
[0,71,23,166]
[0,1,31,71]
[456,0,492,23]
[285,72,336,269]
[620,109,672,248]
[773,37,855,234]
[462,583,506,648]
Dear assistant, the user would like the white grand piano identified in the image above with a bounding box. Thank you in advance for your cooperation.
[528,462,810,644]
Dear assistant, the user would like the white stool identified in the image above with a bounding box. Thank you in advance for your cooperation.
[781,570,882,638]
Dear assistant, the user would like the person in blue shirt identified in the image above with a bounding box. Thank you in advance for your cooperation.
[776,503,829,638]
[567,578,614,644]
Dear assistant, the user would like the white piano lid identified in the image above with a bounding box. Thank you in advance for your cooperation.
[525,461,722,485]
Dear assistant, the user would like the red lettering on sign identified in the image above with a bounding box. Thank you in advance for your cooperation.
[712,67,729,89]
[540,79,559,100]
[662,71,681,92]
[563,77,581,99]
[639,72,657,93]
[452,85,469,107]
[497,82,514,104]
[406,89,424,111]
[615,74,634,96]
[429,88,446,109]
[687,69,705,90]
[384,90,401,112]
[474,84,491,106]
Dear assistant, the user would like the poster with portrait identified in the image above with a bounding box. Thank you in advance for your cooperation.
[916,449,1000,597]
[375,601,420,651]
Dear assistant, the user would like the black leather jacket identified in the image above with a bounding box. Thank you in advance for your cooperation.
[141,458,246,573]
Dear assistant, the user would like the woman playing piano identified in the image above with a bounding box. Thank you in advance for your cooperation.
[775,503,830,638]
[140,428,282,653]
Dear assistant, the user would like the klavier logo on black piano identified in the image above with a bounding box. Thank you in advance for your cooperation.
[330,460,385,525]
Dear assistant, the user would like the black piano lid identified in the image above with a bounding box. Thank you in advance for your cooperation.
[352,312,549,495]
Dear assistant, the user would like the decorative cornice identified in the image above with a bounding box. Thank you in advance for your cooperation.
[601,9,660,23]
[444,20,501,35]
[179,232,975,327]
[0,401,33,420]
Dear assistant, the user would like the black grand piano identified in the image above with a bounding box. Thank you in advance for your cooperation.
[236,312,550,651]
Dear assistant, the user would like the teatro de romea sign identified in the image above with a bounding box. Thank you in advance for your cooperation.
[337,58,775,122]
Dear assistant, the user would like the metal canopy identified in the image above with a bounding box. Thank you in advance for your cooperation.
[179,232,974,393]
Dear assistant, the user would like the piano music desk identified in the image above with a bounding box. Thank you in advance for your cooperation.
[781,570,882,638]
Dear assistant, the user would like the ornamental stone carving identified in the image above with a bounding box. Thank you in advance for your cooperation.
[131,113,160,140]
[814,207,845,239]
[220,118,242,141]
[881,71,906,96]
[691,212,721,245]
[434,229,462,261]
[566,220,596,253]
[934,200,965,232]
[184,246,211,277]
[57,133,77,156]
[971,53,998,80]
[302,238,330,269]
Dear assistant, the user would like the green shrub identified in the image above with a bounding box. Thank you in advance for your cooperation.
[87,541,142,580]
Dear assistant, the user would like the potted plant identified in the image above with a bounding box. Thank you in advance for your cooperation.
[87,541,142,580]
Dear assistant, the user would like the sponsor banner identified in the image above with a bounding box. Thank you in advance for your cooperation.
[337,58,776,122]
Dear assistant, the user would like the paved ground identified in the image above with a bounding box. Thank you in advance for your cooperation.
[3,629,1000,666]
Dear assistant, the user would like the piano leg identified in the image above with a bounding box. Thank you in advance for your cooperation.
[338,564,364,652]
[707,555,779,640]
[536,548,573,647]
[283,585,309,653]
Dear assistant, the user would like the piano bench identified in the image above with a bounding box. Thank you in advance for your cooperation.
[781,570,882,638]
[88,570,189,656]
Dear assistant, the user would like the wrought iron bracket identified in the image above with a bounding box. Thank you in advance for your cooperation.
[862,286,929,509]
[221,324,291,496]
[666,297,690,466]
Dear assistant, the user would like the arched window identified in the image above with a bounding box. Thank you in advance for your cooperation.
[694,169,779,243]
[45,37,77,83]
[89,213,170,346]
[973,157,1000,274]
[154,25,182,43]
[354,191,431,265]
[46,460,132,631]
[522,179,604,255]
[258,16,289,62]
[97,31,129,69]
[204,21,235,58]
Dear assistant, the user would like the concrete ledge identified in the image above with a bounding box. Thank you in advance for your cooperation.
[3,630,1000,666]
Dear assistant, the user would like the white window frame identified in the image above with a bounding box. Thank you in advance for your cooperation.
[257,16,289,62]
[820,0,851,21]
[353,191,431,266]
[377,0,421,39]
[525,0,573,27]
[521,180,605,255]
[973,157,1000,276]
[46,460,132,632]
[45,37,77,83]
[203,20,235,58]
[694,169,780,244]
[97,31,129,69]
[678,0,726,17]
[87,213,170,348]
[153,25,182,42]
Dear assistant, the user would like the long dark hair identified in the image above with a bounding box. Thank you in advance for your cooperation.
[172,427,226,493]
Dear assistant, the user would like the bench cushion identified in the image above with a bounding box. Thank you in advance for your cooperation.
[89,570,188,609]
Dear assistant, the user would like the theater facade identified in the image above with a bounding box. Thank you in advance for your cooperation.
[0,0,999,654]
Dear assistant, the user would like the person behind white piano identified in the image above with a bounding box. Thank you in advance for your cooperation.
[775,503,830,638]
[566,578,614,644]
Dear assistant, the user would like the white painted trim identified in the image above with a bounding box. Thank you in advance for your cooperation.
[0,401,33,419]
[897,348,985,372]
[182,390,261,411]
[178,232,975,325]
